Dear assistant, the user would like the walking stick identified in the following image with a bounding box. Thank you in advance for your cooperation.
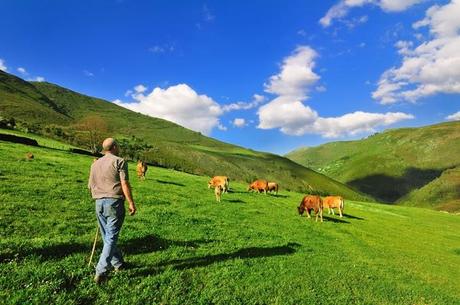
[88,225,99,267]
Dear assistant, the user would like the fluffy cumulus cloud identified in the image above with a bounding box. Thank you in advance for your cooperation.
[373,0,460,104]
[222,94,266,112]
[258,45,414,137]
[265,46,319,99]
[445,111,460,121]
[114,84,223,135]
[17,67,27,75]
[320,0,423,27]
[0,59,7,71]
[311,111,414,138]
[232,118,247,128]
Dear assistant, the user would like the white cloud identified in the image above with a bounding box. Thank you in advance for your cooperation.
[134,84,147,93]
[17,67,27,75]
[258,96,319,135]
[264,46,319,99]
[114,84,223,135]
[232,118,247,128]
[311,111,414,138]
[315,85,327,92]
[222,94,266,112]
[34,76,45,82]
[373,0,460,104]
[0,59,7,71]
[149,44,175,54]
[445,111,460,121]
[258,45,414,137]
[217,123,227,131]
[83,70,94,77]
[320,0,423,27]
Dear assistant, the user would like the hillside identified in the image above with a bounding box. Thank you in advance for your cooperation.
[286,122,460,212]
[1,140,459,304]
[0,70,366,200]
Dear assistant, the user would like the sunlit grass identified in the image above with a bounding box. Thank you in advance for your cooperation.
[1,141,459,304]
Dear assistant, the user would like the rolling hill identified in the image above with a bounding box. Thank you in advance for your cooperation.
[286,122,460,212]
[0,70,367,200]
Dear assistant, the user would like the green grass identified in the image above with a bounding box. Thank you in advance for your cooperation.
[286,122,460,211]
[1,141,459,304]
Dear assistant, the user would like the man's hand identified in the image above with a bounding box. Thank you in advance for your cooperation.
[121,180,136,216]
[128,203,136,216]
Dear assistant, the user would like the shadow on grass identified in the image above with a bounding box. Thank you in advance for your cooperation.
[0,242,89,263]
[226,199,245,204]
[322,215,350,224]
[0,235,212,263]
[155,179,185,187]
[122,235,214,255]
[347,167,450,203]
[269,194,288,198]
[342,213,364,220]
[134,242,301,276]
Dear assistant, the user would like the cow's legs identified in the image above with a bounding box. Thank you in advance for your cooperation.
[306,209,311,218]
[339,208,343,218]
[331,208,335,215]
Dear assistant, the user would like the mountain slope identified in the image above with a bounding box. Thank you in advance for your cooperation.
[0,70,367,200]
[286,122,460,211]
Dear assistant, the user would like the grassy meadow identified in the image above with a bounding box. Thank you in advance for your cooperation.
[1,140,460,305]
[286,121,460,212]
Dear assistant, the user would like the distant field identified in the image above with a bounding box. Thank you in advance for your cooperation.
[1,141,459,304]
[286,121,460,212]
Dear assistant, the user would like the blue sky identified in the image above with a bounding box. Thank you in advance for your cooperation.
[1,0,459,154]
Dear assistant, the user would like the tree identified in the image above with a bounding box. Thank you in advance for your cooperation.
[75,115,109,153]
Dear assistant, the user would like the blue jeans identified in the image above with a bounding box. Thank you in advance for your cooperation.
[95,198,125,276]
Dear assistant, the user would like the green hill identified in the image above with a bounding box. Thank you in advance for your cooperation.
[0,70,366,200]
[286,122,460,212]
[1,140,459,304]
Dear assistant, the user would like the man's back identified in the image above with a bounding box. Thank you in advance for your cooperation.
[88,153,129,199]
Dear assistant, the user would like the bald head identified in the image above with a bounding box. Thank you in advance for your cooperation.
[102,138,119,154]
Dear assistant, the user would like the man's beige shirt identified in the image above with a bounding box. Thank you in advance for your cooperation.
[88,153,129,199]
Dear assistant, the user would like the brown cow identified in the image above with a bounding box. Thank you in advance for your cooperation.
[248,179,269,194]
[267,182,279,195]
[136,160,148,180]
[25,152,34,160]
[298,195,323,222]
[208,176,229,193]
[214,185,223,203]
[323,196,344,217]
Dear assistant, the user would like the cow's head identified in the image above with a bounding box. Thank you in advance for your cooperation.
[297,205,305,215]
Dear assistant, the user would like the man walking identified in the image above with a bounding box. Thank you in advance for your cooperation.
[88,138,137,284]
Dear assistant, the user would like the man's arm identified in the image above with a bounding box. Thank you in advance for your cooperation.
[121,180,136,216]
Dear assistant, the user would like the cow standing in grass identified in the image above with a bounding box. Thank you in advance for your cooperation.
[298,195,323,222]
[208,176,229,193]
[248,179,269,194]
[323,196,344,217]
[136,160,148,180]
[267,182,279,195]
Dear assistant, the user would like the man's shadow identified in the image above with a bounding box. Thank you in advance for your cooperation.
[133,242,302,277]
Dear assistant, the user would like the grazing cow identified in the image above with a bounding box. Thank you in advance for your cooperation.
[323,196,344,217]
[267,182,279,195]
[136,160,148,180]
[297,195,323,222]
[248,179,269,194]
[214,185,223,202]
[25,152,34,160]
[208,176,229,193]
